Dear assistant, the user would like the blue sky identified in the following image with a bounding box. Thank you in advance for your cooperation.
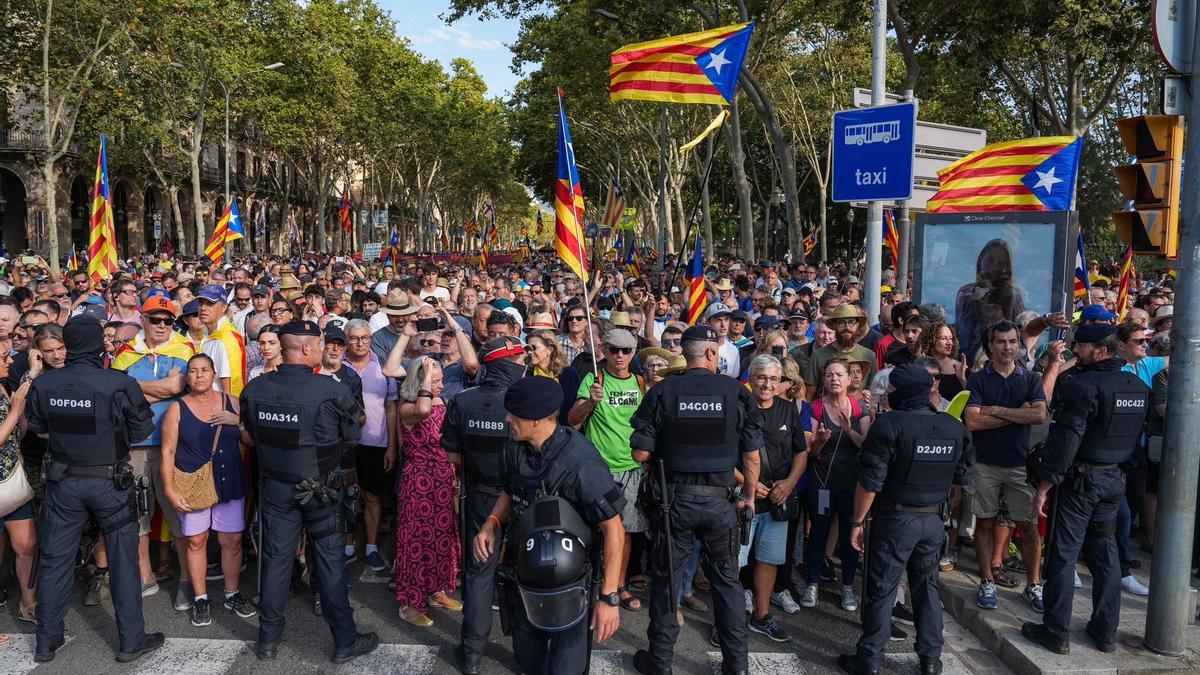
[379,1,524,98]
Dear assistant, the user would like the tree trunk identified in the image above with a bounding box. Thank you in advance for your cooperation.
[168,185,184,254]
[189,146,205,253]
[739,71,802,260]
[725,98,755,260]
[672,181,686,254]
[818,183,828,262]
[698,135,714,255]
[42,158,59,263]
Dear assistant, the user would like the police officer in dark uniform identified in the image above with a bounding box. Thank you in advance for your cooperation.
[630,325,764,675]
[444,336,529,674]
[472,376,627,675]
[836,364,973,675]
[1022,323,1149,654]
[28,315,163,663]
[239,320,378,664]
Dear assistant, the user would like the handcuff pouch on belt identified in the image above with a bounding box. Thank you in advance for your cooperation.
[1067,463,1093,493]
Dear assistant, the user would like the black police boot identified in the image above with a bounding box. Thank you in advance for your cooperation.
[453,645,482,675]
[919,656,943,674]
[254,641,279,661]
[836,654,879,675]
[1021,622,1069,655]
[115,632,166,663]
[331,631,380,664]
[33,636,66,663]
[633,649,672,675]
[1085,621,1117,653]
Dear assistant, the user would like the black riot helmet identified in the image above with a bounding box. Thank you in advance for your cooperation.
[511,495,593,632]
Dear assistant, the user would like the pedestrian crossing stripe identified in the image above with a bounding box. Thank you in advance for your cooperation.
[0,636,974,674]
[359,568,391,584]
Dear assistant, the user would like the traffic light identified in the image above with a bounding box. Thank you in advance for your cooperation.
[1112,115,1184,258]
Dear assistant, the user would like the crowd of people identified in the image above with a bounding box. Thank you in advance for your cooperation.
[0,246,1182,672]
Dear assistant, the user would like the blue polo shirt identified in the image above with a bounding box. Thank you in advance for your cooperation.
[966,363,1045,467]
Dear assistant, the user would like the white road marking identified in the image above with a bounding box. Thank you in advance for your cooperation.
[710,650,807,674]
[588,649,628,675]
[0,634,73,675]
[127,638,248,675]
[358,568,391,584]
[332,643,439,674]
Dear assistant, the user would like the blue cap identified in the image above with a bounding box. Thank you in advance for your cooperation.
[1079,304,1116,322]
[181,299,200,316]
[197,284,227,304]
[323,324,347,343]
[681,325,718,344]
[280,319,321,337]
[504,376,563,420]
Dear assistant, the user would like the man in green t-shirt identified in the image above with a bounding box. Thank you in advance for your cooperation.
[568,327,645,610]
[805,303,876,400]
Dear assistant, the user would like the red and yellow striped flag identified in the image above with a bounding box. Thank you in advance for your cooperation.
[610,23,754,106]
[927,136,1083,213]
[554,89,589,283]
[88,134,119,282]
[1116,246,1134,321]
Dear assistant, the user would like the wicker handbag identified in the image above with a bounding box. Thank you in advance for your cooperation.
[172,398,224,511]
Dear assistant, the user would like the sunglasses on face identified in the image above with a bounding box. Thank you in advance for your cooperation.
[567,315,586,322]
[144,316,174,326]
[661,338,681,347]
[1127,338,1148,345]
[607,347,633,355]
[51,292,69,299]
[20,323,45,331]
[270,307,292,315]
[419,339,439,347]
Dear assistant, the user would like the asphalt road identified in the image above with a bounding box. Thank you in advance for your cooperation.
[0,550,1009,675]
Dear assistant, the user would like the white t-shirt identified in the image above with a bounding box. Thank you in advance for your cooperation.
[200,337,232,392]
[717,339,740,378]
[421,286,451,302]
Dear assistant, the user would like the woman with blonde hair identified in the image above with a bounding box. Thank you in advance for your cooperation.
[394,356,461,627]
[752,328,791,362]
[526,329,581,423]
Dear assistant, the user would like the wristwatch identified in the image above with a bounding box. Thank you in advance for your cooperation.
[600,591,621,607]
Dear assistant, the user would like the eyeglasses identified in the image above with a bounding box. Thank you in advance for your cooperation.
[270,307,293,315]
[20,323,45,331]
[607,346,634,355]
[752,374,781,384]
[567,315,586,322]
[645,361,667,371]
[832,319,859,328]
[234,297,251,304]
[347,335,371,343]
[1127,338,1148,345]
[419,339,439,347]
[118,289,138,296]
[144,316,174,326]
[51,293,69,299]
[661,338,681,347]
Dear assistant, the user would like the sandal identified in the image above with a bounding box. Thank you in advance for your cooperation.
[618,586,641,611]
[429,591,463,612]
[629,575,649,591]
[399,605,433,628]
[18,603,36,624]
[155,560,174,583]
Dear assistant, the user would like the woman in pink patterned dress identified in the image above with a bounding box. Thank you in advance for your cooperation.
[395,355,462,627]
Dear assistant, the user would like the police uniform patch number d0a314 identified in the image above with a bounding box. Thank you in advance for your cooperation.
[256,402,301,448]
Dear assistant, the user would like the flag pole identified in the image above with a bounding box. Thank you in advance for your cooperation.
[560,89,599,380]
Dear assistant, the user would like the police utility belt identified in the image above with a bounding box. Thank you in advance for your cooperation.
[873,497,942,515]
[671,483,739,500]
[44,458,135,491]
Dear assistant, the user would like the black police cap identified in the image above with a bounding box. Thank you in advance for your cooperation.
[1074,323,1117,344]
[279,319,321,337]
[681,325,717,344]
[504,376,562,420]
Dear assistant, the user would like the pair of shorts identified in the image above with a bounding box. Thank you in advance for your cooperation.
[971,463,1036,523]
[0,498,33,522]
[612,468,646,534]
[142,446,183,538]
[178,498,246,537]
[738,511,787,567]
[355,445,392,495]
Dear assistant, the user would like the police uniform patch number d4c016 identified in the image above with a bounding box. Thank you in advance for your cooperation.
[677,395,724,418]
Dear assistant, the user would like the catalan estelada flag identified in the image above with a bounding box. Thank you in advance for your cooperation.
[1073,232,1091,301]
[88,134,119,282]
[927,136,1084,213]
[382,229,400,267]
[883,210,899,270]
[204,197,244,266]
[602,182,626,230]
[536,210,544,237]
[684,235,707,325]
[1116,245,1134,321]
[66,246,80,272]
[610,22,754,105]
[624,239,642,279]
[803,228,817,256]
[554,89,589,283]
[340,190,352,233]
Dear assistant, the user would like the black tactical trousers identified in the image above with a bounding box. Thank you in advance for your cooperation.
[459,485,501,662]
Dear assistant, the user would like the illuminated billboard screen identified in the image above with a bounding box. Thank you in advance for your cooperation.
[912,211,1074,361]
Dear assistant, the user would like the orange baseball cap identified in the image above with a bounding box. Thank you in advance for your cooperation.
[142,295,177,316]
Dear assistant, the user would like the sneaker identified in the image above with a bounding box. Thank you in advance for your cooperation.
[84,570,109,606]
[771,590,800,614]
[744,589,754,614]
[709,627,720,648]
[890,621,907,642]
[313,594,323,616]
[1074,570,1083,588]
[938,551,957,572]
[365,550,388,573]
[224,592,257,618]
[174,580,194,611]
[142,579,160,597]
[820,559,837,582]
[977,580,998,610]
[1121,575,1149,596]
[681,594,708,612]
[841,586,858,612]
[1023,583,1045,612]
[191,598,212,627]
[344,549,358,564]
[800,584,818,608]
[992,566,1020,589]
[206,563,224,581]
[748,613,790,642]
[892,602,915,625]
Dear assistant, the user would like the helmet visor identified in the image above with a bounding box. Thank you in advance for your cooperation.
[518,584,588,632]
